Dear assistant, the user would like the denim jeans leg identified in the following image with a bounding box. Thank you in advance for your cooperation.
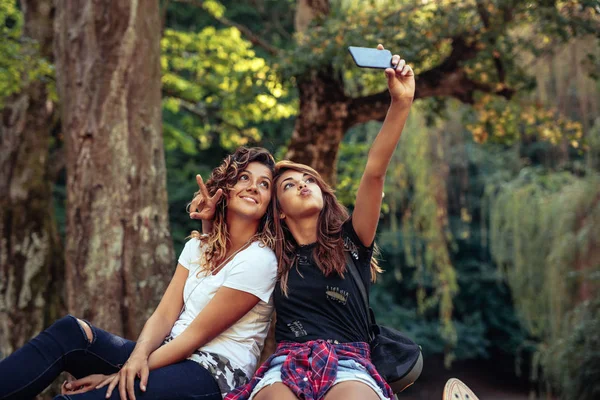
[0,315,136,400]
[52,360,222,400]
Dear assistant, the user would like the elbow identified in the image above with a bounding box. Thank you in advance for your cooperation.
[364,160,388,181]
[184,349,196,360]
[363,170,386,184]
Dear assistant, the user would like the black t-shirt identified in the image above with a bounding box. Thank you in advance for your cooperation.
[274,219,373,344]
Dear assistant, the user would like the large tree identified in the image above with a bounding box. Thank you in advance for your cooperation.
[0,0,62,358]
[54,0,174,337]
[285,0,597,183]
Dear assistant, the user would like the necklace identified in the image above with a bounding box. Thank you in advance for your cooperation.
[185,234,259,306]
[203,234,259,277]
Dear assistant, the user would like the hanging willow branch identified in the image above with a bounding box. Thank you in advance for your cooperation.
[486,168,600,396]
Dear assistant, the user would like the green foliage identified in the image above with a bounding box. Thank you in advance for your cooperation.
[486,163,600,394]
[161,26,296,153]
[542,297,600,400]
[367,129,529,361]
[373,230,527,362]
[0,0,23,99]
[464,93,584,147]
[0,0,53,105]
[386,108,459,355]
[285,0,598,81]
[338,108,461,361]
[487,169,600,339]
[165,148,221,255]
[336,122,379,206]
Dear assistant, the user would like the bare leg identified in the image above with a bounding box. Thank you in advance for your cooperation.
[253,382,298,400]
[324,381,381,400]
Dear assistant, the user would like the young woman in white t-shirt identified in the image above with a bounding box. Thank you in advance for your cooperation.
[0,147,278,400]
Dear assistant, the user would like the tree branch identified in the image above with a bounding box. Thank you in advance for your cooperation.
[174,0,280,55]
[162,86,202,104]
[346,90,391,128]
[346,35,515,128]
[175,97,250,137]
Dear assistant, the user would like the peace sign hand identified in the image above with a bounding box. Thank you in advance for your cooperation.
[378,44,415,104]
[188,174,223,221]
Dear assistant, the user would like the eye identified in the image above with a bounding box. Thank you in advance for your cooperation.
[260,180,270,189]
[305,177,316,184]
[283,182,294,190]
[239,174,249,181]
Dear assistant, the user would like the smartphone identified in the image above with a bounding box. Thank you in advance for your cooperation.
[348,46,393,69]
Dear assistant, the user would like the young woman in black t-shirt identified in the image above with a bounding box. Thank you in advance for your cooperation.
[224,45,414,400]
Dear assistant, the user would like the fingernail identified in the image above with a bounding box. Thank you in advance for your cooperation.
[141,384,146,391]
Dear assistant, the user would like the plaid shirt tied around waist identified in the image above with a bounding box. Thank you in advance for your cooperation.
[224,340,393,400]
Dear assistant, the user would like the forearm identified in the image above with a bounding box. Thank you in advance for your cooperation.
[147,286,260,370]
[365,99,412,177]
[147,328,209,370]
[130,312,174,358]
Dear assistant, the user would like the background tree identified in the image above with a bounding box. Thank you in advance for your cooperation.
[0,0,62,358]
[282,0,597,183]
[54,0,174,337]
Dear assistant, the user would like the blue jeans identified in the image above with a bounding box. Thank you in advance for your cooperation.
[0,315,222,400]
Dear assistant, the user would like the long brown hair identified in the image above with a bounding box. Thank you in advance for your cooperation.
[273,161,382,295]
[190,147,276,274]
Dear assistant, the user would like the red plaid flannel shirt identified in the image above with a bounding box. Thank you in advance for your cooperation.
[224,340,393,400]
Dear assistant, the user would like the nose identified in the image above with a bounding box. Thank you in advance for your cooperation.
[246,180,259,193]
[298,180,306,190]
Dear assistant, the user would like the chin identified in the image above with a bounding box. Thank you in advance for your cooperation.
[290,206,322,219]
[237,207,267,221]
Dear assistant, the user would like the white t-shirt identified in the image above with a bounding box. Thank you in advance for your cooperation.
[170,238,277,379]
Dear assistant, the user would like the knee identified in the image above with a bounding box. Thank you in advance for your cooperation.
[75,318,94,343]
[50,315,94,343]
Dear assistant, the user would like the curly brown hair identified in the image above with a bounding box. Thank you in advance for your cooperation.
[190,147,276,275]
[273,160,382,295]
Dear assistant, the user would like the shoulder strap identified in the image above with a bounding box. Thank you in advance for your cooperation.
[344,251,375,339]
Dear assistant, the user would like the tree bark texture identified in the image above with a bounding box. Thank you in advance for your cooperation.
[0,0,63,359]
[286,68,350,185]
[54,0,174,338]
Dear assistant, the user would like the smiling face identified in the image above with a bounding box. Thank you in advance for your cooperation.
[226,161,273,221]
[276,169,324,220]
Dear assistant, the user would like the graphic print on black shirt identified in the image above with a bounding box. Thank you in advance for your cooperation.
[274,218,373,344]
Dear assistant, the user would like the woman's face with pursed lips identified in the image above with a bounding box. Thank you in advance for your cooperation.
[276,169,324,220]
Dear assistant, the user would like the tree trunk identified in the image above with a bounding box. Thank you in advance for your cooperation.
[0,0,63,359]
[286,68,349,184]
[54,0,174,338]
